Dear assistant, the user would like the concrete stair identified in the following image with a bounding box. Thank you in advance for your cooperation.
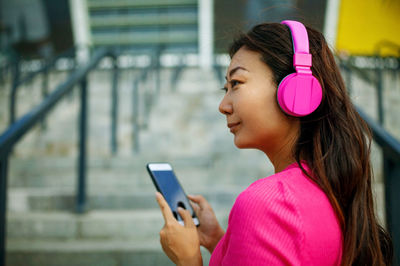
[2,57,398,265]
[7,210,230,240]
[2,66,274,266]
[7,239,178,266]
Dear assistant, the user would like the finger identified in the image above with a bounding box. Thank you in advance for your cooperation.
[188,194,208,208]
[177,207,195,228]
[191,201,200,215]
[187,194,203,203]
[155,192,175,223]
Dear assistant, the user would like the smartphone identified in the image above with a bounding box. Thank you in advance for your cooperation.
[147,163,199,226]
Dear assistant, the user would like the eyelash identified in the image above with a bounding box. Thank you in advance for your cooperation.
[230,79,241,88]
[220,79,241,93]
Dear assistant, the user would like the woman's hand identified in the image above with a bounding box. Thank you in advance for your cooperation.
[155,192,202,266]
[188,195,225,253]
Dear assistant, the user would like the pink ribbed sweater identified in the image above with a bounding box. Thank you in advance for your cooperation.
[209,163,343,265]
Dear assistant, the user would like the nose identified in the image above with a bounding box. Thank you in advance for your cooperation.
[219,94,233,115]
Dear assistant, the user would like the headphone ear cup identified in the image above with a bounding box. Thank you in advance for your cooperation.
[277,73,322,117]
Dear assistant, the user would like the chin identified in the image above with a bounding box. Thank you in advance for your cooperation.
[233,137,253,149]
[233,134,266,151]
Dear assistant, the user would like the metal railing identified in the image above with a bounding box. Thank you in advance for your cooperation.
[0,46,209,265]
[119,48,161,153]
[0,56,12,88]
[356,107,400,265]
[9,47,76,126]
[0,48,119,265]
[339,55,400,265]
[339,55,399,125]
[131,59,155,153]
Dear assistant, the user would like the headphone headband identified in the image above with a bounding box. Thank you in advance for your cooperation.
[281,20,309,54]
[281,20,312,73]
[277,20,322,117]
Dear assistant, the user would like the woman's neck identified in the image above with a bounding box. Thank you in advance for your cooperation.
[266,131,298,173]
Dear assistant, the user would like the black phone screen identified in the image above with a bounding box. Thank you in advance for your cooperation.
[147,163,199,226]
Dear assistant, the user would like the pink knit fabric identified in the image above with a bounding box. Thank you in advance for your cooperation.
[209,162,343,265]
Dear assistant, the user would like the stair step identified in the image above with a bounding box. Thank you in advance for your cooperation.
[7,239,212,266]
[92,31,198,47]
[6,210,229,240]
[87,0,197,10]
[5,68,223,158]
[90,14,197,28]
[8,151,273,188]
[8,187,243,212]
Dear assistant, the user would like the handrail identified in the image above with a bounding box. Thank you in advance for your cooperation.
[0,48,119,266]
[357,106,400,266]
[130,48,162,153]
[356,106,400,162]
[338,55,399,125]
[339,55,400,264]
[0,49,115,153]
[9,47,76,125]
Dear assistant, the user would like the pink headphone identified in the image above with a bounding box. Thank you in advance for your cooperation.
[277,20,322,117]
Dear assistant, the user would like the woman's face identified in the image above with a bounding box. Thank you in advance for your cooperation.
[219,47,299,158]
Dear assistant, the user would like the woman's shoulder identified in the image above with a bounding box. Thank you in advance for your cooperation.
[239,162,308,200]
[228,162,343,265]
[225,164,310,264]
[234,163,304,217]
[241,162,325,203]
[230,163,306,232]
[233,161,342,244]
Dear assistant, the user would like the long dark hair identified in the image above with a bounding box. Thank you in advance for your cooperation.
[229,22,393,265]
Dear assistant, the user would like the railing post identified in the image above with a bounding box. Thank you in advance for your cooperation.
[383,155,400,265]
[68,58,77,102]
[77,78,88,213]
[111,57,119,155]
[171,55,184,92]
[344,64,353,96]
[143,69,152,130]
[41,67,49,130]
[0,62,5,86]
[132,79,139,153]
[155,48,161,95]
[0,152,9,266]
[9,58,20,125]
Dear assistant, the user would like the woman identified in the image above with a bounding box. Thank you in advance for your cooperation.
[155,20,393,265]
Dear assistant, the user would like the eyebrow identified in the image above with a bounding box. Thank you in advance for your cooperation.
[225,66,248,81]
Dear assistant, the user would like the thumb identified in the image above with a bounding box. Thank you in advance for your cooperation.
[178,207,195,228]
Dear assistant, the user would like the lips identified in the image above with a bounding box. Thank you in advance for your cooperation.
[227,122,241,133]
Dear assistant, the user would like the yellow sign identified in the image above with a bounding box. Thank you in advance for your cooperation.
[336,0,400,56]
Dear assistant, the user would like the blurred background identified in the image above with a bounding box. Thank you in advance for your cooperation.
[0,0,399,265]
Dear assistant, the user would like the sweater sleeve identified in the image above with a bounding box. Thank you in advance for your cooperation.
[217,180,306,265]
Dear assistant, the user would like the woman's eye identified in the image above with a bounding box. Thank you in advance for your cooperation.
[230,80,240,88]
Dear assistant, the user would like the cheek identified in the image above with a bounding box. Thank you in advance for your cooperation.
[245,92,288,137]
[249,89,281,123]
